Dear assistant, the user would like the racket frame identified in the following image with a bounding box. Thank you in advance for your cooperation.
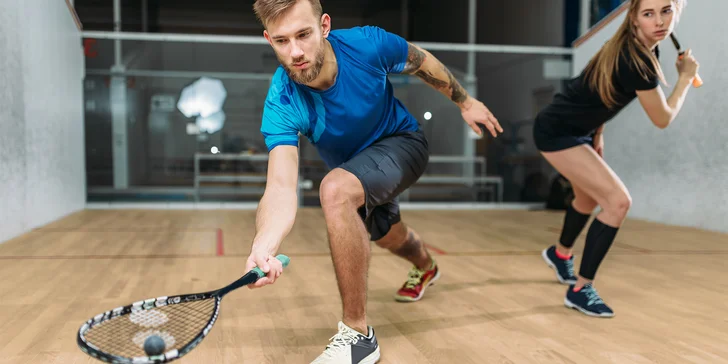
[77,291,221,364]
[77,254,289,363]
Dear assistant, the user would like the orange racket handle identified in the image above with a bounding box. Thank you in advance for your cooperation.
[678,53,703,88]
[692,74,703,88]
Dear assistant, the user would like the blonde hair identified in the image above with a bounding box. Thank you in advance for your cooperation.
[583,0,686,109]
[253,0,323,28]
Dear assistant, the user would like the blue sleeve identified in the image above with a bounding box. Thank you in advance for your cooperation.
[260,95,302,152]
[363,26,409,74]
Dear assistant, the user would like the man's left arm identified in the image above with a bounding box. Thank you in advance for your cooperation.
[400,42,503,137]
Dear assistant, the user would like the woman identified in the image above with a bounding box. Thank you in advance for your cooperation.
[534,0,699,317]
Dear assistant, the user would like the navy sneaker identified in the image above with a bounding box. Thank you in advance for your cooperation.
[564,283,614,318]
[311,321,380,364]
[542,245,577,285]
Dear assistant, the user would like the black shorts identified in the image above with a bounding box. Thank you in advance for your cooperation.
[533,117,595,152]
[339,129,429,241]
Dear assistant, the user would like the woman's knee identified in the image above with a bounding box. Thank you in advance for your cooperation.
[603,189,632,218]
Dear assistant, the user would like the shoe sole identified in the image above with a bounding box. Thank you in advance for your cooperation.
[541,248,577,285]
[358,346,381,364]
[311,342,380,363]
[564,297,614,318]
[394,270,441,302]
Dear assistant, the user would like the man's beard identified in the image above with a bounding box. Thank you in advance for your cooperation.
[281,45,325,84]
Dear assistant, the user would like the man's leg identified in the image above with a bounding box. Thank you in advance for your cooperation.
[311,130,429,363]
[373,216,440,302]
[318,167,370,335]
[312,167,381,364]
[374,220,431,270]
[350,129,438,302]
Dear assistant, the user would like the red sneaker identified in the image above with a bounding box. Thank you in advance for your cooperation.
[394,259,440,302]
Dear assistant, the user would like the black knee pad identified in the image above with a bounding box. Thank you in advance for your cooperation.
[367,205,401,241]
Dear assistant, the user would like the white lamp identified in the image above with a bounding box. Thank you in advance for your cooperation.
[196,110,226,135]
[177,77,228,120]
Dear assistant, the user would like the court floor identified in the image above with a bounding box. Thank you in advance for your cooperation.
[0,208,726,363]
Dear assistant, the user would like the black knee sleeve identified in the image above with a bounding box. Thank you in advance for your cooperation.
[559,203,591,248]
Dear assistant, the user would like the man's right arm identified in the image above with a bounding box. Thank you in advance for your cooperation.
[246,145,299,287]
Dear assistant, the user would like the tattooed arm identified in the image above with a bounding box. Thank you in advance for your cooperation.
[401,43,469,106]
[401,42,503,137]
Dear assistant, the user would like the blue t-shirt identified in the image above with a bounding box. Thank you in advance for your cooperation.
[260,26,420,168]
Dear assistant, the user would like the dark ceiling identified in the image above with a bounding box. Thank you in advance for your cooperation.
[74,0,409,35]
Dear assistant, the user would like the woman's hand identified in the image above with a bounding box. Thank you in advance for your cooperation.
[593,133,604,157]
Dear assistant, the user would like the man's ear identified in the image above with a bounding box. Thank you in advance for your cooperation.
[263,29,272,45]
[320,13,331,37]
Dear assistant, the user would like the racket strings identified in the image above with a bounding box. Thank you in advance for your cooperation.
[83,298,217,358]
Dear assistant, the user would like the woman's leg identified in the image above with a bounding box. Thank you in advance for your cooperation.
[541,144,631,317]
[542,146,631,228]
[559,184,598,253]
[543,183,598,284]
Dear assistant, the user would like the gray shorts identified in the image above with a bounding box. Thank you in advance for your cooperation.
[339,129,429,241]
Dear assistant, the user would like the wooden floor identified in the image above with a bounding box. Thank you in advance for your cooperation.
[0,208,727,364]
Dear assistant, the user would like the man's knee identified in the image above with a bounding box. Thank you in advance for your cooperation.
[319,168,365,210]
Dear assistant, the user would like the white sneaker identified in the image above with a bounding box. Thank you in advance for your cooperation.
[310,321,380,364]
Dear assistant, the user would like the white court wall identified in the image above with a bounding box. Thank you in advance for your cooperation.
[572,2,728,233]
[0,1,86,243]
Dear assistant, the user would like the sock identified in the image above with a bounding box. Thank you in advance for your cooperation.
[555,249,572,260]
[559,203,591,248]
[579,218,619,280]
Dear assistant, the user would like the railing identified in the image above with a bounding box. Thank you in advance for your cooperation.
[415,156,503,203]
[65,0,82,31]
[193,153,503,204]
[193,153,313,204]
[574,0,629,47]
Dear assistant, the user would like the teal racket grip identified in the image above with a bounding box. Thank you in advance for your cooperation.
[251,254,290,278]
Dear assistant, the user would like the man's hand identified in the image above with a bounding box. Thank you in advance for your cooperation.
[245,249,284,289]
[460,96,503,138]
[593,133,604,157]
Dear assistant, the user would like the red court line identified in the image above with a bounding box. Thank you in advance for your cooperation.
[425,243,447,255]
[217,228,225,256]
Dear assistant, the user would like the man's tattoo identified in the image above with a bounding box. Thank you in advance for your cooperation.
[414,69,448,88]
[445,67,468,104]
[403,44,468,104]
[402,43,426,74]
[393,231,424,260]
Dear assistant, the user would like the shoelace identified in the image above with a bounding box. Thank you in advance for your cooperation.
[564,259,575,277]
[321,326,360,357]
[583,285,605,306]
[404,268,424,289]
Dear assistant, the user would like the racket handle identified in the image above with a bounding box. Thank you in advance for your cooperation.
[692,74,703,88]
[251,254,290,278]
[678,53,703,88]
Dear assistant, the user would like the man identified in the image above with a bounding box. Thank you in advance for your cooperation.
[246,0,502,362]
